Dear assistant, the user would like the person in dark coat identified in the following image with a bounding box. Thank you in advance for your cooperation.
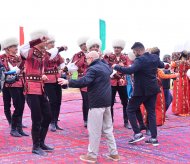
[58,51,119,163]
[113,42,164,146]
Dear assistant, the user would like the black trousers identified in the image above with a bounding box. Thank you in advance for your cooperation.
[80,91,89,122]
[127,94,157,138]
[2,87,25,128]
[136,107,146,129]
[2,86,11,123]
[26,94,51,146]
[44,82,62,123]
[111,86,128,124]
[164,89,173,111]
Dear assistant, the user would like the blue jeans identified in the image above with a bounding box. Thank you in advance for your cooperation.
[164,89,173,111]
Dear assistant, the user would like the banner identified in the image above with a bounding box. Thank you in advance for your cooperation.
[99,19,106,51]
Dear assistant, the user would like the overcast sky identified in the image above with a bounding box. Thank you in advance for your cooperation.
[1,0,190,59]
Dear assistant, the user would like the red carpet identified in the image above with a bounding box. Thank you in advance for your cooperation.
[0,88,190,164]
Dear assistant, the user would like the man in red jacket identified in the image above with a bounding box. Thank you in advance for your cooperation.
[20,30,53,156]
[105,39,131,129]
[0,37,28,137]
[44,35,67,132]
[71,37,89,127]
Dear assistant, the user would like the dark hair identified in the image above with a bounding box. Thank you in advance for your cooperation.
[131,42,145,49]
[179,50,188,60]
[163,54,171,62]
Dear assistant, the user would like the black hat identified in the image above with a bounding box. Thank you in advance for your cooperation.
[131,42,144,49]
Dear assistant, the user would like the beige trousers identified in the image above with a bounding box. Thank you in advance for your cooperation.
[87,107,118,158]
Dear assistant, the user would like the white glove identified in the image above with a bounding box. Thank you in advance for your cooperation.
[67,63,78,73]
[14,66,20,74]
[110,70,117,78]
[8,62,20,74]
[47,47,59,60]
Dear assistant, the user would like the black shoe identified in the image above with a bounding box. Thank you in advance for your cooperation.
[50,123,56,132]
[84,121,87,128]
[128,133,145,144]
[55,124,63,130]
[124,123,132,129]
[32,147,48,156]
[145,129,151,136]
[40,143,54,151]
[145,138,159,146]
[10,130,22,137]
[18,130,29,136]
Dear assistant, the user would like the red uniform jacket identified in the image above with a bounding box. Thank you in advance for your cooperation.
[0,54,24,88]
[105,53,129,86]
[24,46,46,95]
[72,51,88,91]
[44,53,64,83]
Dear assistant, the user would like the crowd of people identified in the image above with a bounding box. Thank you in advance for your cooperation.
[0,29,190,163]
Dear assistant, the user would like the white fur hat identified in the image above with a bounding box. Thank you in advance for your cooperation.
[1,37,19,50]
[86,38,102,50]
[30,29,48,41]
[128,51,136,61]
[46,35,55,43]
[77,36,89,46]
[112,39,126,49]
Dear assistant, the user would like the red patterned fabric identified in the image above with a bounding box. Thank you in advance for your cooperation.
[172,60,190,116]
[44,54,64,83]
[24,48,45,95]
[140,71,166,126]
[105,53,129,86]
[0,54,24,88]
[140,87,166,126]
[72,51,88,92]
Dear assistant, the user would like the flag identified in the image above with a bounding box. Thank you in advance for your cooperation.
[19,26,24,45]
[99,19,106,51]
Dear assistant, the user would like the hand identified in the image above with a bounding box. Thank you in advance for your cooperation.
[58,78,69,85]
[62,46,68,51]
[110,70,117,78]
[42,75,49,81]
[58,69,63,74]
[119,79,125,85]
[112,64,117,68]
[119,62,124,66]
[175,73,180,78]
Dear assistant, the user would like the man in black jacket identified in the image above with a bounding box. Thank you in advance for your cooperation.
[58,51,119,163]
[162,55,173,111]
[113,42,164,146]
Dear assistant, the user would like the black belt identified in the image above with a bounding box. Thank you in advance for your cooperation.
[26,76,42,81]
[44,70,58,74]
